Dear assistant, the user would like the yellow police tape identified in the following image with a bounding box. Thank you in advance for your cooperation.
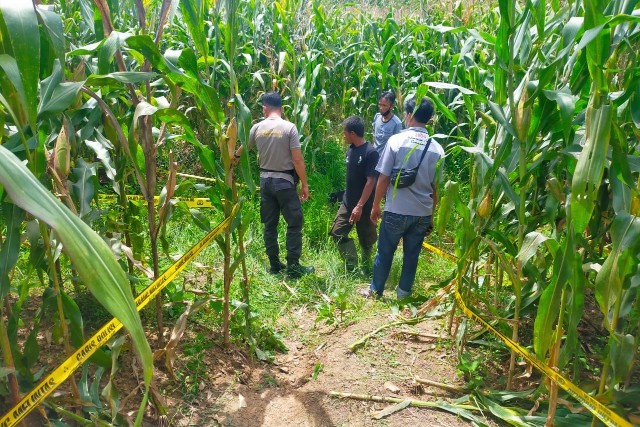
[98,194,214,209]
[175,171,219,183]
[422,242,458,262]
[421,242,633,427]
[0,206,237,427]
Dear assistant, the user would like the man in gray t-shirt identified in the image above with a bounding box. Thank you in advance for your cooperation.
[372,91,403,156]
[234,92,314,278]
[360,96,444,300]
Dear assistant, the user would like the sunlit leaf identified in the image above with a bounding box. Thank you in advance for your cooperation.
[0,145,153,386]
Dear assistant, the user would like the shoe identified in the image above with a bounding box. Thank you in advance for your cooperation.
[287,263,314,278]
[269,260,286,274]
[396,287,411,299]
[358,286,380,299]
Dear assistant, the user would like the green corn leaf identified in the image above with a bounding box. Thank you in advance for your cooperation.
[234,94,255,193]
[561,255,585,368]
[0,1,40,130]
[611,333,635,385]
[35,6,64,66]
[39,81,84,116]
[86,71,158,86]
[0,201,25,299]
[571,103,612,234]
[533,233,576,359]
[494,0,512,106]
[611,173,631,215]
[70,159,98,218]
[85,138,116,181]
[38,59,64,114]
[189,208,211,232]
[475,394,539,427]
[67,40,103,57]
[488,101,518,140]
[179,0,208,59]
[517,232,550,268]
[423,81,478,96]
[610,123,635,191]
[0,54,28,124]
[126,35,223,123]
[583,1,610,93]
[631,85,640,129]
[0,144,153,386]
[595,213,640,331]
[436,181,458,236]
[542,88,577,144]
[98,31,129,75]
[428,90,456,123]
[60,290,85,348]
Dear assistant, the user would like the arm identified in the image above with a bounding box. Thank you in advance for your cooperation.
[291,149,309,201]
[370,174,390,224]
[349,176,376,223]
[232,124,256,166]
[232,145,244,166]
[395,119,403,134]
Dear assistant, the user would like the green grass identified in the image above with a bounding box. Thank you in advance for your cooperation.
[155,165,457,359]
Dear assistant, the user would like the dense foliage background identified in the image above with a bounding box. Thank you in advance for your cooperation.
[1,0,639,425]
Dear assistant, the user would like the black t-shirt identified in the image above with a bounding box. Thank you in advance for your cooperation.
[343,142,379,210]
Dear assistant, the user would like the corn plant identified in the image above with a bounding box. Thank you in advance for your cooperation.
[0,3,153,423]
[438,0,640,422]
[1,0,640,424]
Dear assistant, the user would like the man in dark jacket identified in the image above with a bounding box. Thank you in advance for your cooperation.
[330,116,379,276]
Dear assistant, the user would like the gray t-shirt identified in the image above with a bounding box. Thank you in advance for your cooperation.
[376,127,445,216]
[373,113,402,156]
[249,117,301,184]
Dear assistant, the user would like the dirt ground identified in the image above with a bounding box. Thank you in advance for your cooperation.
[3,292,496,426]
[162,305,496,427]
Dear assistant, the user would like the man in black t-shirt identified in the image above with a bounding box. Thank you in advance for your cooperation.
[330,116,379,276]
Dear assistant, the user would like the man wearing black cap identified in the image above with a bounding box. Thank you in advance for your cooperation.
[234,92,314,278]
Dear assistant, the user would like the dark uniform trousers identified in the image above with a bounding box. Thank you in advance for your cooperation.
[260,177,303,265]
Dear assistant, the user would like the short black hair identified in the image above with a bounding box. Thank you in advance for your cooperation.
[379,91,396,104]
[262,91,283,108]
[343,116,365,137]
[404,96,434,124]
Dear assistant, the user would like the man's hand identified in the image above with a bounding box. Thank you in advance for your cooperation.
[231,148,243,167]
[349,204,363,224]
[370,205,382,223]
[299,184,310,202]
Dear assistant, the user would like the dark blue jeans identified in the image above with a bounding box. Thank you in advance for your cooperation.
[260,177,303,265]
[370,212,433,298]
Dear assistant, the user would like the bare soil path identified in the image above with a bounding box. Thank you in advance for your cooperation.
[165,304,496,427]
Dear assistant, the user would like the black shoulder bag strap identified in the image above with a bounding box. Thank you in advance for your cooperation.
[414,138,433,170]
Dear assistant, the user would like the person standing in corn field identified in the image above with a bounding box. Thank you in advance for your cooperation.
[360,96,444,299]
[329,116,379,277]
[233,92,314,278]
[372,91,403,156]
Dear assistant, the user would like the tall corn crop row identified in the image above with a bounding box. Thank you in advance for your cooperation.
[0,0,639,424]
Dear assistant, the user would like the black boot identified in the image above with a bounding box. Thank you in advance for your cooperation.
[286,262,314,278]
[269,258,286,274]
[338,240,359,273]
